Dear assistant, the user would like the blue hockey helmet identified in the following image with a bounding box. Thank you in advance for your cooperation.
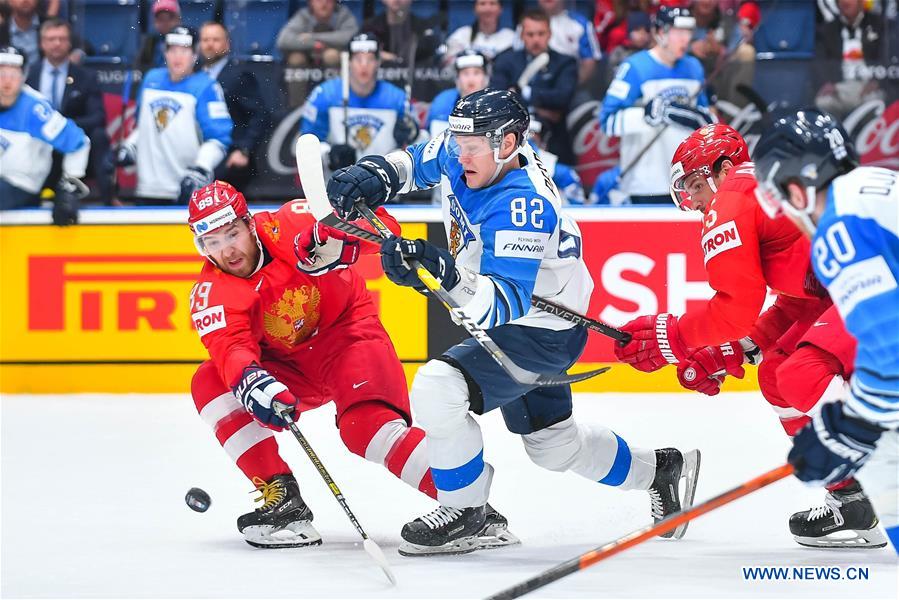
[754,108,859,234]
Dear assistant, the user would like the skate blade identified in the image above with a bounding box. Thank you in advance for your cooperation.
[478,523,521,550]
[671,449,701,540]
[398,535,481,557]
[794,526,888,549]
[243,521,323,549]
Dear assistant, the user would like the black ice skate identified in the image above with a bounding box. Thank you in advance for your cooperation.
[647,448,701,540]
[398,503,520,556]
[237,474,322,549]
[789,482,887,549]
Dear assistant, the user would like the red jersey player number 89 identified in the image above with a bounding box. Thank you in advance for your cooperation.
[190,282,213,312]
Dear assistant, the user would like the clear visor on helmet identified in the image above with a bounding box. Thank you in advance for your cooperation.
[668,161,694,211]
[193,218,246,256]
[445,132,497,159]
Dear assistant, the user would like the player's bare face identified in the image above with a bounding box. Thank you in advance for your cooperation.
[202,220,260,277]
[0,66,23,107]
[682,172,714,212]
[166,46,196,82]
[521,18,550,56]
[664,28,692,61]
[457,67,488,97]
[350,53,377,92]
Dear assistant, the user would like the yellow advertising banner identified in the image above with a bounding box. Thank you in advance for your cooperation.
[0,223,428,392]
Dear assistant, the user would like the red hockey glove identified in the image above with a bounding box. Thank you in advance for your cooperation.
[294,222,360,276]
[613,313,690,372]
[677,341,746,396]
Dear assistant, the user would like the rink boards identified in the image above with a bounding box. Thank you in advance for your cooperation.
[0,206,762,393]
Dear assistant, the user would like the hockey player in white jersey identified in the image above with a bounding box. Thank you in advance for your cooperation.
[754,109,899,554]
[599,5,712,204]
[0,45,87,224]
[327,89,700,556]
[113,27,233,204]
[426,49,489,138]
[301,33,419,173]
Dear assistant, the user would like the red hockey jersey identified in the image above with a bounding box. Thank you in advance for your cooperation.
[188,201,399,387]
[677,162,829,349]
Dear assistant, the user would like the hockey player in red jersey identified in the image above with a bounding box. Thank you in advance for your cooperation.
[612,124,885,548]
[187,180,440,548]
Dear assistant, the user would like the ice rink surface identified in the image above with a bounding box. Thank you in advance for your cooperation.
[2,390,896,599]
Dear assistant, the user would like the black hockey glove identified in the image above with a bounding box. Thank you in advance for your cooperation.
[644,96,713,130]
[393,113,420,147]
[327,143,357,172]
[52,175,87,226]
[178,166,213,204]
[326,155,400,219]
[788,402,884,486]
[111,143,136,168]
[380,235,460,293]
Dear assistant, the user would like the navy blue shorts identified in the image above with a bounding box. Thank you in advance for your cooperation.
[442,324,588,435]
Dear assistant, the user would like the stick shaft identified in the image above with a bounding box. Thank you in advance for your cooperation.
[486,464,794,600]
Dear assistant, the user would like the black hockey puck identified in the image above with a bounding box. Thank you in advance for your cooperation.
[185,487,211,512]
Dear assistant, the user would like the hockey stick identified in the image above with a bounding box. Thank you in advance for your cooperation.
[485,463,795,600]
[274,406,396,586]
[293,134,608,386]
[404,34,418,115]
[354,202,609,387]
[340,50,350,144]
[517,52,550,91]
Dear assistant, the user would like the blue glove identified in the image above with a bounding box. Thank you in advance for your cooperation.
[231,364,298,430]
[326,155,400,218]
[380,235,460,293]
[178,166,213,204]
[393,113,420,147]
[644,96,712,130]
[788,402,884,486]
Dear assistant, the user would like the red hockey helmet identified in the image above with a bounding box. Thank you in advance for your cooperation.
[669,123,749,210]
[187,180,251,255]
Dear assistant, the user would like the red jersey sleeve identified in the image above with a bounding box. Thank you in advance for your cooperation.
[748,294,819,351]
[677,189,768,348]
[190,268,261,387]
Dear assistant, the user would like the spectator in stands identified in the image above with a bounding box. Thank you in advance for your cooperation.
[25,18,109,201]
[689,0,758,108]
[537,0,602,84]
[594,0,653,55]
[605,10,651,89]
[0,45,87,224]
[814,0,885,117]
[276,0,358,106]
[443,0,515,64]
[0,0,60,66]
[300,33,419,173]
[361,0,442,66]
[492,9,578,163]
[428,49,489,136]
[199,21,271,191]
[137,0,182,73]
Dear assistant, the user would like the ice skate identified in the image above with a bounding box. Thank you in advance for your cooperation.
[790,482,887,549]
[237,474,322,549]
[399,503,519,556]
[647,448,701,539]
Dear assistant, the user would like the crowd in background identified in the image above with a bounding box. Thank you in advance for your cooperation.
[1,0,898,222]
